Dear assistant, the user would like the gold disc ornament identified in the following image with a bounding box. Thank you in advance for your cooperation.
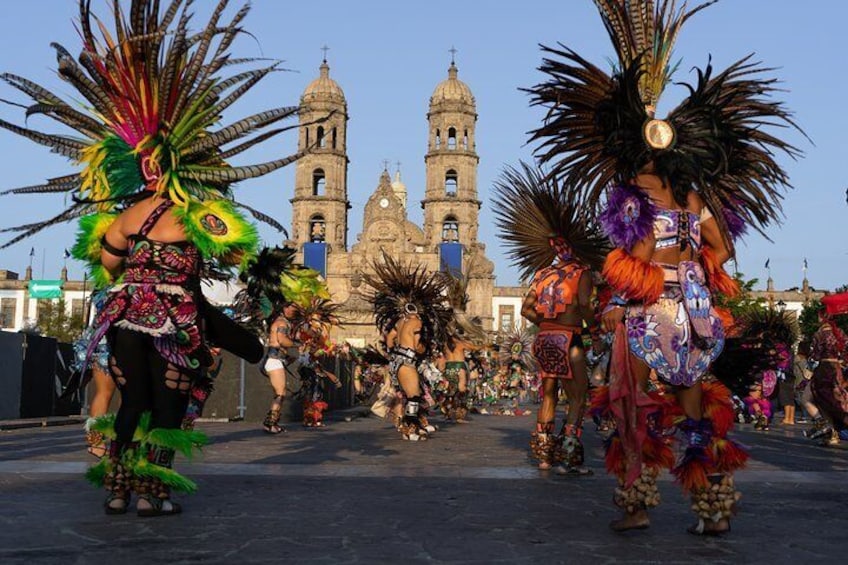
[643,119,675,150]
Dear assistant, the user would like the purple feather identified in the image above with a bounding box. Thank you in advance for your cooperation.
[722,206,747,240]
[600,184,657,251]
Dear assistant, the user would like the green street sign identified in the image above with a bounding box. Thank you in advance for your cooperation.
[29,279,63,299]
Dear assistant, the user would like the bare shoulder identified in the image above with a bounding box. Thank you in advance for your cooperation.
[117,198,155,236]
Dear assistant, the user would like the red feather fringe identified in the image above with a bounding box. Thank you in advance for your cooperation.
[671,455,712,492]
[602,249,664,304]
[701,246,740,298]
[713,438,749,473]
[701,381,735,438]
[658,392,685,430]
[714,306,735,334]
[589,385,611,417]
[643,433,676,470]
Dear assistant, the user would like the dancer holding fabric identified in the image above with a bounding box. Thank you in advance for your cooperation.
[525,1,803,535]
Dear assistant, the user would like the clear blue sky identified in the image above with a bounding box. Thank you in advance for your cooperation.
[0,1,844,291]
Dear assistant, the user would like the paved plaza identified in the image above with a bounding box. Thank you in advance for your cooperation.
[1,407,846,564]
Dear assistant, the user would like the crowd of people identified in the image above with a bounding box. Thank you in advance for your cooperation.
[2,0,847,541]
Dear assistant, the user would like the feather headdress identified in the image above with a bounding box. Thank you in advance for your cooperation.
[361,251,452,358]
[492,161,609,282]
[525,0,805,253]
[440,267,488,347]
[290,297,342,351]
[0,0,322,280]
[231,245,331,336]
[498,328,535,372]
[711,306,799,397]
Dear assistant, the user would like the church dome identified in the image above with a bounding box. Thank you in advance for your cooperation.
[391,170,407,208]
[430,62,475,106]
[302,60,345,102]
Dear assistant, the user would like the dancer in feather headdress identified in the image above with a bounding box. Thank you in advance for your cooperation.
[437,268,488,423]
[289,297,343,428]
[493,162,607,475]
[808,295,848,446]
[232,246,330,433]
[712,307,799,430]
[0,0,314,516]
[362,251,452,441]
[526,1,803,534]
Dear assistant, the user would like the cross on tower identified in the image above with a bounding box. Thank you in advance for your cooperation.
[448,46,457,64]
[395,160,402,173]
[382,159,390,171]
[321,45,330,63]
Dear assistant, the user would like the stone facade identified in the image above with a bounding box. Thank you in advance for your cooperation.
[290,59,495,347]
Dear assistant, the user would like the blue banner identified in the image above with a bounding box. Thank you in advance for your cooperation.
[303,242,327,278]
[439,243,462,277]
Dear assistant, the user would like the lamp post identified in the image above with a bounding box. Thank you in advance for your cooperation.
[82,271,90,324]
[776,299,786,312]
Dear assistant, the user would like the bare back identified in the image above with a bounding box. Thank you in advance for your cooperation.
[110,196,187,245]
[396,314,422,351]
[521,269,593,328]
[445,340,471,363]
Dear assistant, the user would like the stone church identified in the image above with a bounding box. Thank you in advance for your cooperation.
[288,58,496,346]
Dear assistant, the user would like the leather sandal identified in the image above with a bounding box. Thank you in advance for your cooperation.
[104,492,130,515]
[263,409,285,434]
[137,494,182,517]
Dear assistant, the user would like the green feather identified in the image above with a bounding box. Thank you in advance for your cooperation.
[173,198,259,263]
[144,427,208,458]
[85,459,109,487]
[99,136,144,199]
[134,459,199,493]
[88,413,118,438]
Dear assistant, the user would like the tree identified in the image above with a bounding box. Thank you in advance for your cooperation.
[798,284,848,344]
[27,298,85,343]
[713,272,768,326]
[798,298,822,344]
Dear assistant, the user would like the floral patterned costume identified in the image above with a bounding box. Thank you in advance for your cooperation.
[94,200,206,371]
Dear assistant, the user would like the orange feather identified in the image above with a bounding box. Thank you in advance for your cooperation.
[602,249,664,304]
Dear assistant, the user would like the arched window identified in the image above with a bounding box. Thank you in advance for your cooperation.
[447,127,457,150]
[312,169,326,196]
[445,169,458,196]
[310,215,326,242]
[435,128,441,149]
[441,216,459,242]
[317,126,326,148]
[463,129,469,149]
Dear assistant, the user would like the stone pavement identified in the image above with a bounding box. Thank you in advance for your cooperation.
[1,407,846,565]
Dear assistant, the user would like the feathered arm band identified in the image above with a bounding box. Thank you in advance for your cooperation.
[71,212,118,288]
[602,249,664,305]
[173,200,259,269]
[700,246,740,298]
[600,184,658,252]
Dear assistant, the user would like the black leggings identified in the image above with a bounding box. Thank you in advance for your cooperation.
[109,328,195,444]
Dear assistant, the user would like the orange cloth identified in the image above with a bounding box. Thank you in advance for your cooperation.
[531,262,586,319]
